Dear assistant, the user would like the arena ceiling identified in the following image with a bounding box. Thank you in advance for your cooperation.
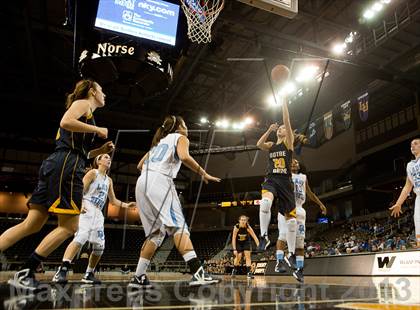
[1,0,420,190]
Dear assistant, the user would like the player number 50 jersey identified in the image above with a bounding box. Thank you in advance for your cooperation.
[142,133,183,179]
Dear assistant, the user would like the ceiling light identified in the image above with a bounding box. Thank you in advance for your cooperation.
[363,9,375,19]
[372,2,383,11]
[200,117,208,124]
[244,117,253,125]
[280,82,296,95]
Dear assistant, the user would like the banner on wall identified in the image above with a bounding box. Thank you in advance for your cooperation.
[252,261,268,275]
[309,122,317,146]
[340,100,352,129]
[372,251,420,276]
[358,92,369,122]
[323,111,333,140]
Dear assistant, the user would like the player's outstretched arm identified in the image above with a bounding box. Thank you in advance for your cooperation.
[389,177,413,217]
[107,178,136,209]
[281,97,294,150]
[256,124,276,150]
[306,180,327,215]
[177,135,221,184]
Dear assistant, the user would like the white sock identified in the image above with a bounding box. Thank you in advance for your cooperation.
[63,258,71,263]
[286,218,297,254]
[276,250,284,261]
[86,266,94,273]
[259,198,272,236]
[135,257,150,277]
[182,251,197,262]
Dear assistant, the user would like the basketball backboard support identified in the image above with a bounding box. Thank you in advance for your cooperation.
[238,0,298,18]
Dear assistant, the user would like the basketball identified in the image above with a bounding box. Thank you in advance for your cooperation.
[271,64,290,85]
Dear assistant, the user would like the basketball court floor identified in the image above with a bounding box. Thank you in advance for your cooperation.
[1,272,419,309]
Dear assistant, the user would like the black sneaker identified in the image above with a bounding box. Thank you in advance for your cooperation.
[275,260,287,273]
[82,272,101,285]
[246,272,254,279]
[189,266,220,286]
[52,266,68,284]
[284,253,297,270]
[292,268,304,283]
[128,274,153,289]
[7,269,40,292]
[231,268,237,277]
[257,235,271,251]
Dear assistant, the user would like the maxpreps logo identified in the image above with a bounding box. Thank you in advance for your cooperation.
[377,256,396,269]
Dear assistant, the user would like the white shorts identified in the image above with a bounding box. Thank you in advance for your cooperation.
[278,205,306,240]
[73,200,105,248]
[135,171,188,237]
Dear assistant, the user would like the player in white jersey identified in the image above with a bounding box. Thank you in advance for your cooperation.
[52,153,136,284]
[390,138,420,248]
[276,159,326,282]
[130,115,221,288]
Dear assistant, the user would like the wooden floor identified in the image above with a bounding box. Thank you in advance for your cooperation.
[1,272,419,309]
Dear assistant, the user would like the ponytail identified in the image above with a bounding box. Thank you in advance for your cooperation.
[65,79,97,110]
[151,115,184,148]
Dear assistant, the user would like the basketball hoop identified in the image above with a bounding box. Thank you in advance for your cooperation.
[180,0,224,44]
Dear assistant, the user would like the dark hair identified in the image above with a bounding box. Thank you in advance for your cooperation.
[151,115,184,148]
[93,154,109,170]
[65,79,98,109]
[239,215,249,222]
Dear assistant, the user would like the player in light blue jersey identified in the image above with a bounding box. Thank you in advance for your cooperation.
[276,159,326,282]
[52,153,136,284]
[390,138,420,248]
[131,115,221,288]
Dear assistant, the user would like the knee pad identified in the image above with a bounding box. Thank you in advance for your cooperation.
[148,230,166,247]
[260,197,272,214]
[296,235,305,249]
[167,226,190,238]
[73,232,89,246]
[277,213,287,241]
[92,243,104,256]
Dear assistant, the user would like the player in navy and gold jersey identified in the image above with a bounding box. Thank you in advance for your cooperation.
[231,215,259,279]
[256,90,299,270]
[0,79,114,291]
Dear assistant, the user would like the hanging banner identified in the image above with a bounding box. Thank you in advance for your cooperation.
[309,122,317,146]
[323,111,333,140]
[340,100,352,129]
[358,92,369,122]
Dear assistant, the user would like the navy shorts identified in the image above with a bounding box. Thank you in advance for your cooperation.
[262,175,296,217]
[28,150,86,215]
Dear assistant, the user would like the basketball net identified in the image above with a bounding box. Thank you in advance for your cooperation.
[180,0,224,44]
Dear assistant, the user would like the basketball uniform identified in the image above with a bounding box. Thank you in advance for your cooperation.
[261,142,296,216]
[406,158,420,240]
[73,170,110,248]
[235,223,251,252]
[278,173,307,241]
[28,111,95,215]
[135,133,187,237]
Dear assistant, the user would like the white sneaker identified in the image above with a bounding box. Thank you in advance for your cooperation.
[7,269,39,292]
[189,266,220,287]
